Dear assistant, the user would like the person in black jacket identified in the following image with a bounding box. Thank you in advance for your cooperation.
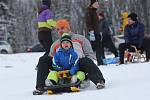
[98,12,118,59]
[119,12,150,64]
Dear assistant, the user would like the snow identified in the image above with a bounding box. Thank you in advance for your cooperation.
[0,52,150,100]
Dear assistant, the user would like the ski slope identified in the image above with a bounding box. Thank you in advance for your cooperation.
[0,52,150,100]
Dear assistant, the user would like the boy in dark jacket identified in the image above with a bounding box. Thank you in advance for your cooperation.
[98,12,118,59]
[45,33,85,86]
[119,12,150,64]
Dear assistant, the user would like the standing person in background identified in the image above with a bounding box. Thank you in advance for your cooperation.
[85,0,104,65]
[37,3,56,56]
[98,12,118,59]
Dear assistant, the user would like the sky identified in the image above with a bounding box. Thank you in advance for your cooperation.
[0,52,150,100]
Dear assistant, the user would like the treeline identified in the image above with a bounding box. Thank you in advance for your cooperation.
[0,0,150,52]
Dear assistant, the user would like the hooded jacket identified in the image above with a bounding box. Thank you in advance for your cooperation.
[37,5,56,30]
[52,48,79,75]
[98,18,111,36]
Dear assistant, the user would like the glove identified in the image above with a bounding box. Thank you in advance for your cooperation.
[69,69,75,76]
[88,31,95,41]
[71,75,78,84]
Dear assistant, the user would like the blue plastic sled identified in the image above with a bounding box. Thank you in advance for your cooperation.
[103,57,119,64]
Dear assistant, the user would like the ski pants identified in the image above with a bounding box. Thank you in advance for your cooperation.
[47,71,85,84]
[36,56,105,89]
[38,29,53,56]
[102,35,118,58]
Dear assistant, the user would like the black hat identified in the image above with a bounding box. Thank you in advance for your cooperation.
[90,0,97,6]
[60,33,73,48]
[128,12,138,21]
[42,0,51,8]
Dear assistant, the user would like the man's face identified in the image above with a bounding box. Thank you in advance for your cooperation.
[61,41,72,50]
[56,27,70,38]
[128,17,135,25]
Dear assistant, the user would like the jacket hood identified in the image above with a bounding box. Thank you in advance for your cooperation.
[38,5,49,14]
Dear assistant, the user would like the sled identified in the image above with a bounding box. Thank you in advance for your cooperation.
[44,70,81,95]
[103,57,119,64]
[124,45,146,63]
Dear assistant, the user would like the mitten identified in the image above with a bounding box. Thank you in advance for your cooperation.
[71,75,78,83]
[89,30,95,41]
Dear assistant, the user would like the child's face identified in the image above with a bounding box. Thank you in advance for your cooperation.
[61,41,72,50]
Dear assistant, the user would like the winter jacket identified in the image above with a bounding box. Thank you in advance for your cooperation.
[124,21,145,48]
[37,5,56,30]
[52,48,79,75]
[85,7,100,38]
[98,18,111,37]
[49,33,96,61]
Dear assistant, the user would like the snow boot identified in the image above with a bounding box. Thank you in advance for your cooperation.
[96,80,105,89]
[33,87,46,95]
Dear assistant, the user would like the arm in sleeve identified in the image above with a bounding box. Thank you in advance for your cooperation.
[102,20,111,34]
[85,11,93,31]
[124,26,130,43]
[49,40,60,57]
[138,24,145,48]
[45,10,56,28]
[52,52,63,71]
[82,37,96,60]
[69,53,79,75]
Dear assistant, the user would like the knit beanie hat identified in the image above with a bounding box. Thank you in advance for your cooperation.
[56,19,70,30]
[128,12,138,21]
[90,0,97,6]
[42,0,51,8]
[60,33,73,48]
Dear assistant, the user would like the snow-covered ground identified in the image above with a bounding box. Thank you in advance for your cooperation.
[0,52,150,100]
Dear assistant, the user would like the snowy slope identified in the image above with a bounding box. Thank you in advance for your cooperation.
[0,53,150,100]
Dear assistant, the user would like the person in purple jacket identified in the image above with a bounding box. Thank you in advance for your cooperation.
[37,4,56,56]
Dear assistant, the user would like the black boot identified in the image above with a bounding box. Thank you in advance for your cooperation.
[96,80,105,89]
[33,87,46,95]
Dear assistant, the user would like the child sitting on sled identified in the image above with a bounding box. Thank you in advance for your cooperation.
[45,33,85,86]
